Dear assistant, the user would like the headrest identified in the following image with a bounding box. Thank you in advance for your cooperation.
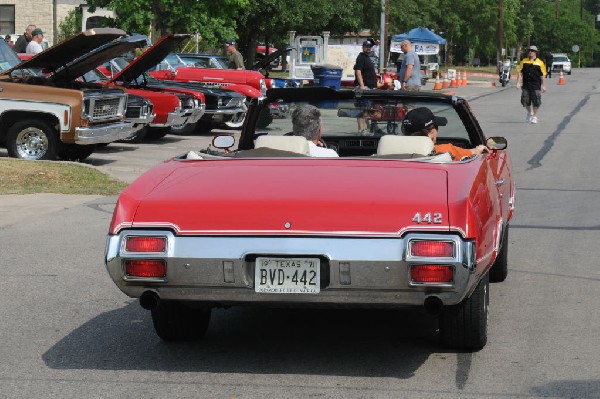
[255,135,310,155]
[376,135,434,156]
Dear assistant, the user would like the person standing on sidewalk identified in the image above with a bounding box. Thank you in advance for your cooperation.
[398,40,421,91]
[354,40,377,134]
[354,40,377,90]
[225,40,245,70]
[13,24,36,53]
[516,45,547,124]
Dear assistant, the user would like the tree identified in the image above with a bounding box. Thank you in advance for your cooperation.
[85,0,247,46]
[235,0,371,67]
[57,8,83,42]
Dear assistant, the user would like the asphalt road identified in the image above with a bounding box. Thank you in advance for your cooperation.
[1,71,599,398]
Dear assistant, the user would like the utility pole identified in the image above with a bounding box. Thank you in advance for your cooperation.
[497,0,504,63]
[379,0,386,71]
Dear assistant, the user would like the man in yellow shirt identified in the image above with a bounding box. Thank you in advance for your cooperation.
[516,45,547,124]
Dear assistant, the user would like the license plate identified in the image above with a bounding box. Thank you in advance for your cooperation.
[255,257,320,294]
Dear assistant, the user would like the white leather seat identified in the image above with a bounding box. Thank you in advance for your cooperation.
[254,135,310,155]
[376,135,435,156]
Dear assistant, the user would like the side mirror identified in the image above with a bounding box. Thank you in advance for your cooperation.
[486,136,507,150]
[212,134,235,149]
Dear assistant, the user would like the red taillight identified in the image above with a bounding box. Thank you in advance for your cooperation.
[411,241,454,257]
[125,260,166,278]
[411,265,454,283]
[125,236,166,252]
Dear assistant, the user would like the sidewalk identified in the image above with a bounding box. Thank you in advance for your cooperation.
[0,193,104,228]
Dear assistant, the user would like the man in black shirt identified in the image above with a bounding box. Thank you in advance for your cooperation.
[354,41,377,90]
[13,24,36,53]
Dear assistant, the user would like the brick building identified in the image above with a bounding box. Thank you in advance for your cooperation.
[0,0,82,46]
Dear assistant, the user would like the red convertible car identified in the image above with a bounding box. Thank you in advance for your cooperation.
[105,88,514,350]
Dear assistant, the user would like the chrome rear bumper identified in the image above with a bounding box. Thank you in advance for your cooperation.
[106,231,479,308]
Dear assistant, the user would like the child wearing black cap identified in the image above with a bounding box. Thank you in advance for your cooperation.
[402,107,488,161]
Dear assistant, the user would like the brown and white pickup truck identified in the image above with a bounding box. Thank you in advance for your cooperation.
[0,28,137,161]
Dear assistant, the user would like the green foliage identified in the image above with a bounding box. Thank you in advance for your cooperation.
[57,8,83,42]
[83,0,600,67]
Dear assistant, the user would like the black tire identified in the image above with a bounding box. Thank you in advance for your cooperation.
[256,107,273,128]
[151,301,211,341]
[58,143,96,161]
[120,127,148,143]
[568,71,571,75]
[145,127,170,140]
[490,225,509,282]
[501,80,507,87]
[196,121,213,134]
[6,120,59,160]
[439,273,489,351]
[170,122,198,136]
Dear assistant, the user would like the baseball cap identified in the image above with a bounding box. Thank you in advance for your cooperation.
[401,107,448,135]
[225,40,236,46]
[528,45,538,52]
[31,28,44,36]
[362,40,373,47]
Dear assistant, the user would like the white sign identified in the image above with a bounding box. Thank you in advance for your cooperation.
[390,41,440,55]
[572,45,580,53]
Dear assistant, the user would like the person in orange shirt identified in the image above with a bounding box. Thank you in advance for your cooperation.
[401,107,488,161]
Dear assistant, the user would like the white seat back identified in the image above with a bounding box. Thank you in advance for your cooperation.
[254,135,310,155]
[376,135,434,156]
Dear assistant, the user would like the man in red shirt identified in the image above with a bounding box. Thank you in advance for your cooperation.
[401,107,488,161]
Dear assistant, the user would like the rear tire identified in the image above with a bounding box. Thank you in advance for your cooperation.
[439,273,489,351]
[490,225,509,282]
[151,301,211,341]
[6,120,59,160]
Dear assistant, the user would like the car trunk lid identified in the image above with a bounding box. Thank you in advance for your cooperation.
[129,159,450,236]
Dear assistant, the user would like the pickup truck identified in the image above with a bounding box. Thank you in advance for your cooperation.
[0,29,137,161]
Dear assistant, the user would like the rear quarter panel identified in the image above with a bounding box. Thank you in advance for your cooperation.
[447,155,504,272]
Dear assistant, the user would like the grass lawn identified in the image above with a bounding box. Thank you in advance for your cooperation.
[0,158,127,195]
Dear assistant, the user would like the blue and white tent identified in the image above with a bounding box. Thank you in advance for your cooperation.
[390,28,446,55]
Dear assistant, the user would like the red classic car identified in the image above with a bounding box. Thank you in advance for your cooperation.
[105,88,514,351]
[99,35,248,133]
[43,34,205,141]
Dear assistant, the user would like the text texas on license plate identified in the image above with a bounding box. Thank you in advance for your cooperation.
[255,257,320,293]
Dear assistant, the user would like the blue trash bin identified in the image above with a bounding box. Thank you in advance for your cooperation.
[311,64,343,89]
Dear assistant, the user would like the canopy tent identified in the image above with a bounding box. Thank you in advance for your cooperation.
[390,28,446,55]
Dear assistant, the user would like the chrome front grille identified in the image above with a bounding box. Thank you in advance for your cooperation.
[92,97,122,119]
[83,91,127,123]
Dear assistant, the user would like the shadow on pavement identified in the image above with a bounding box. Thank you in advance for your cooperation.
[43,302,437,377]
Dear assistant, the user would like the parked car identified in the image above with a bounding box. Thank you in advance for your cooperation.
[103,34,249,133]
[105,87,514,351]
[0,28,138,161]
[63,35,206,140]
[550,53,571,75]
[176,53,228,69]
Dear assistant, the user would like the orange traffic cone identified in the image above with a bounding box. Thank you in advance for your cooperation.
[450,72,457,88]
[442,72,449,89]
[558,70,565,85]
[433,72,442,90]
[462,70,468,86]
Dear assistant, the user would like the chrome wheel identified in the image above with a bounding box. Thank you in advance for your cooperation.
[15,127,49,160]
[224,112,246,129]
